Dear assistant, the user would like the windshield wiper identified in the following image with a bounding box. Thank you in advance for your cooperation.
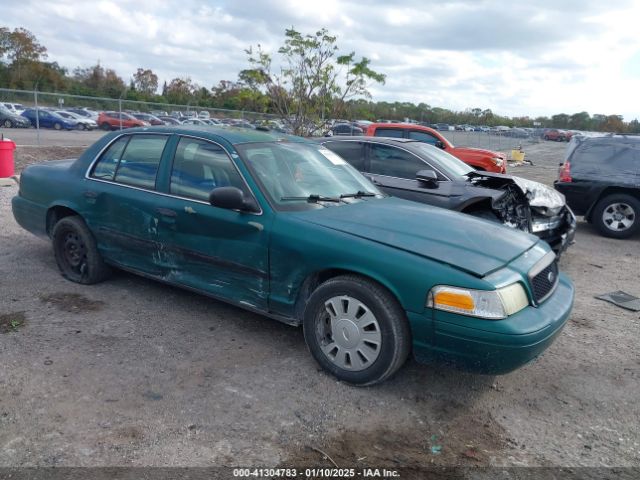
[280,194,342,203]
[339,191,377,199]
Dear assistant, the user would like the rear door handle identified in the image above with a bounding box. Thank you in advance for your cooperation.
[155,207,177,218]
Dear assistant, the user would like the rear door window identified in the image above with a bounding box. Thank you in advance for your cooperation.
[113,135,169,189]
[374,128,405,138]
[322,141,365,170]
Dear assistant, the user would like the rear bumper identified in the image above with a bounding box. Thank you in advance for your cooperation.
[11,195,48,238]
[410,273,574,374]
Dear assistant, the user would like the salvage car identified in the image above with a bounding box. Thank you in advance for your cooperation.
[0,104,31,128]
[318,137,575,255]
[365,123,507,173]
[555,134,640,238]
[21,108,79,130]
[12,126,574,385]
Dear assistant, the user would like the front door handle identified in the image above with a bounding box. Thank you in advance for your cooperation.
[83,190,98,199]
[155,207,177,218]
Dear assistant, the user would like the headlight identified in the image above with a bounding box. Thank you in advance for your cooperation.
[427,283,529,319]
[490,157,504,166]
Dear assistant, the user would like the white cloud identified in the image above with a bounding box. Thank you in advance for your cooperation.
[3,0,639,120]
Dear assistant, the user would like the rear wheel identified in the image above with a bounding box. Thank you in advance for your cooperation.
[544,135,550,140]
[3,119,13,128]
[53,122,62,130]
[101,122,111,131]
[592,193,640,239]
[52,216,111,284]
[303,275,411,386]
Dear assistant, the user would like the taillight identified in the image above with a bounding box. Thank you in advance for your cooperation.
[558,161,572,182]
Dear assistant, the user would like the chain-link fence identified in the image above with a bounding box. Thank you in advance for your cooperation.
[443,128,541,154]
[0,88,280,147]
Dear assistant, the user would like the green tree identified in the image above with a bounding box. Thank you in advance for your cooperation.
[165,77,197,105]
[132,68,159,96]
[243,27,385,135]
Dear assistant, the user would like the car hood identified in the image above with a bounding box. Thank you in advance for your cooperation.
[451,146,506,159]
[293,197,538,277]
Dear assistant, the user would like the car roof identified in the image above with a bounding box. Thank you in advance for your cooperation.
[123,125,307,145]
[317,136,422,146]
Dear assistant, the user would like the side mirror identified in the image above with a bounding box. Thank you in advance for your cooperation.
[209,186,258,212]
[434,140,445,149]
[416,169,439,187]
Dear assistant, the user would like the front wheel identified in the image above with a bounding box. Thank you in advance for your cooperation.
[52,216,111,284]
[592,194,640,239]
[3,119,13,128]
[100,122,111,131]
[303,275,411,386]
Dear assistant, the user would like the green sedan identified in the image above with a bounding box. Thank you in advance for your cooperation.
[12,126,574,385]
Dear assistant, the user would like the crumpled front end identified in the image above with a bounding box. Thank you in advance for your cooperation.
[469,172,576,255]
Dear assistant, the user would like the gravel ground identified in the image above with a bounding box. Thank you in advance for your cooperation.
[0,134,638,472]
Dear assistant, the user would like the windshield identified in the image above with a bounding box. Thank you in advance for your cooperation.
[412,142,473,177]
[236,142,384,210]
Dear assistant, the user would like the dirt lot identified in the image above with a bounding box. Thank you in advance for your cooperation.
[0,133,638,474]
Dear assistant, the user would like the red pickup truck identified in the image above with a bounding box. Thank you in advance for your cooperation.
[365,123,507,173]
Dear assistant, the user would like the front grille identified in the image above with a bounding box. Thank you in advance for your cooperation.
[530,260,559,304]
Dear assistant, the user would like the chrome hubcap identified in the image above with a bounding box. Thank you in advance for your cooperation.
[602,203,635,231]
[317,295,382,371]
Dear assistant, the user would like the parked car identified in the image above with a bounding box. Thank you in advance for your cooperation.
[199,111,211,119]
[181,118,208,126]
[0,104,31,128]
[67,108,100,121]
[21,108,79,130]
[12,126,573,385]
[318,137,575,255]
[151,110,169,117]
[55,110,97,130]
[555,134,640,238]
[433,123,451,131]
[543,129,568,142]
[503,128,530,139]
[3,103,25,115]
[98,111,148,130]
[157,116,183,125]
[329,123,363,136]
[365,123,507,173]
[130,113,165,126]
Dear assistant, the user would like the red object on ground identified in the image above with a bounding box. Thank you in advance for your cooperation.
[0,139,16,178]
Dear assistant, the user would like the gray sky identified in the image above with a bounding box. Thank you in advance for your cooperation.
[5,0,640,120]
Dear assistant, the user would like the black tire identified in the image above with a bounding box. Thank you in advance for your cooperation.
[53,122,62,130]
[592,193,640,239]
[52,216,111,284]
[544,135,550,140]
[303,275,411,386]
[3,119,13,128]
[101,122,111,131]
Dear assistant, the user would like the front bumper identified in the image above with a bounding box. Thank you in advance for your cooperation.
[409,273,574,374]
[533,207,576,257]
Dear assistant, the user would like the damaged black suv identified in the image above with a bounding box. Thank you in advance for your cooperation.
[318,137,576,255]
[555,134,640,239]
